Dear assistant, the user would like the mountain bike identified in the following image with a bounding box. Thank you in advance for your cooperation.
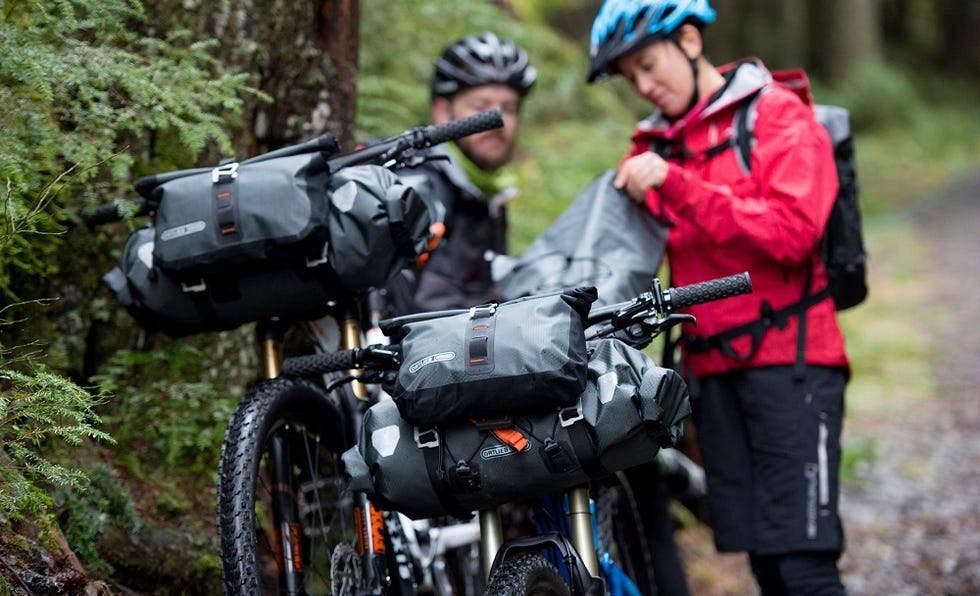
[275,272,752,595]
[84,110,505,595]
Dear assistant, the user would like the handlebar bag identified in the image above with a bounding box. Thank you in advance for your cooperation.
[147,157,434,293]
[102,225,340,337]
[491,170,667,307]
[104,164,437,337]
[382,286,598,427]
[342,338,691,519]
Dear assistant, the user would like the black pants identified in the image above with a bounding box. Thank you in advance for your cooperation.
[750,551,846,596]
[691,365,848,594]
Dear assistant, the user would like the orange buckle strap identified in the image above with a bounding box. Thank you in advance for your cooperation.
[488,427,529,452]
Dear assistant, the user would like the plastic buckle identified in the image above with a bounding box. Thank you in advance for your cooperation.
[558,400,584,428]
[468,304,496,320]
[414,427,440,449]
[181,279,207,293]
[211,162,239,184]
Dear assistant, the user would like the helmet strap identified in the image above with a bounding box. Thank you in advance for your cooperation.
[670,36,701,115]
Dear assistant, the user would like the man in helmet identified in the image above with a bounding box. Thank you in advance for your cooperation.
[589,1,850,594]
[398,32,536,311]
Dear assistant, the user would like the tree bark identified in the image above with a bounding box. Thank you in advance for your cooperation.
[823,0,883,83]
[144,0,360,157]
[939,0,980,77]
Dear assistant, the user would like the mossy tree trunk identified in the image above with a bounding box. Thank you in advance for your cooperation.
[143,0,360,156]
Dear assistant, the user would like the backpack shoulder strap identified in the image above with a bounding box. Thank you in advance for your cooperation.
[696,87,766,173]
[732,88,765,175]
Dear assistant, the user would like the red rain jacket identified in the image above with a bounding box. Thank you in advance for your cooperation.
[625,59,848,376]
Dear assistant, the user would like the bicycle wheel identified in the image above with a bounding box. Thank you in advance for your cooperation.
[485,553,571,596]
[594,471,657,594]
[218,377,356,595]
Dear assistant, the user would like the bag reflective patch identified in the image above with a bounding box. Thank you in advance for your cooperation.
[371,426,401,458]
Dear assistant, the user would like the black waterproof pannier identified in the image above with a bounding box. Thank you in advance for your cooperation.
[104,152,437,337]
[381,287,597,427]
[491,170,668,307]
[342,338,691,519]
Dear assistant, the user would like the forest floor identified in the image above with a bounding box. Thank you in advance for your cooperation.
[677,170,980,595]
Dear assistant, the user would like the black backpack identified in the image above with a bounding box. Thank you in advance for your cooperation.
[731,80,868,311]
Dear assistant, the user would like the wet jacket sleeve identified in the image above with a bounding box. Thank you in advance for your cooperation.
[653,93,838,266]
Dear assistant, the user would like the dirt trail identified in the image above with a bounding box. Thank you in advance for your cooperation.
[837,171,980,595]
[680,170,980,595]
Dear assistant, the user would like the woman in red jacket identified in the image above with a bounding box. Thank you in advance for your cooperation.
[589,1,850,594]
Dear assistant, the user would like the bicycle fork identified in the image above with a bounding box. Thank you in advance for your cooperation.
[482,486,600,587]
[258,312,400,594]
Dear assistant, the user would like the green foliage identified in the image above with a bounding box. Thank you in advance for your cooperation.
[840,436,878,486]
[92,345,238,474]
[51,463,140,575]
[0,0,256,301]
[813,61,922,132]
[0,367,113,518]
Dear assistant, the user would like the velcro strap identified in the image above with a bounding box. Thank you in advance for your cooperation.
[564,415,608,479]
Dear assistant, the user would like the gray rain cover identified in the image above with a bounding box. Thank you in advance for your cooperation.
[492,170,668,307]
[342,338,690,519]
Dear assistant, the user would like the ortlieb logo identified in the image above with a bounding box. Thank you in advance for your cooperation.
[481,445,515,460]
[160,220,206,241]
[408,351,456,374]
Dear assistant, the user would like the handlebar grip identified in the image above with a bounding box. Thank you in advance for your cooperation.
[281,349,359,379]
[421,108,503,146]
[667,272,752,310]
[80,199,150,227]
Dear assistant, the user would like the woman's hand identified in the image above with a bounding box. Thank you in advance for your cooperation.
[613,152,669,203]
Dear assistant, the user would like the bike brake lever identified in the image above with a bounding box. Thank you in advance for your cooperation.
[359,344,402,368]
[611,292,655,330]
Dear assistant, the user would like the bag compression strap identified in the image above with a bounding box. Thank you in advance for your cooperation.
[212,162,241,237]
[416,428,471,519]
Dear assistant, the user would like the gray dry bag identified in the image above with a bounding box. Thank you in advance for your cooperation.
[104,158,437,337]
[342,338,691,519]
[492,171,667,307]
[382,287,597,427]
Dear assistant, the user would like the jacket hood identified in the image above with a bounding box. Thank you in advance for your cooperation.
[634,58,773,137]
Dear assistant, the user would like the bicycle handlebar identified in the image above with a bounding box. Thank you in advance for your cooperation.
[665,272,753,310]
[326,108,503,171]
[280,272,753,380]
[79,109,505,227]
[80,198,153,227]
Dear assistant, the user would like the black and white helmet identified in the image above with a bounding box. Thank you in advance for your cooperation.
[431,32,537,99]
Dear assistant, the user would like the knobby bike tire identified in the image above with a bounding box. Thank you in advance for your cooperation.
[485,553,571,596]
[217,377,356,595]
[594,472,658,594]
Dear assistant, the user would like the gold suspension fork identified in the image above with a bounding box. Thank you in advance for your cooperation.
[479,507,504,581]
[568,486,599,577]
[257,317,289,380]
[340,313,368,398]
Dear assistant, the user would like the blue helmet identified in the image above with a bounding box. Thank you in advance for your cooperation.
[587,0,717,82]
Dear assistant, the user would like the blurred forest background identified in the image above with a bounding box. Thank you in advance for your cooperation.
[1,0,978,592]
